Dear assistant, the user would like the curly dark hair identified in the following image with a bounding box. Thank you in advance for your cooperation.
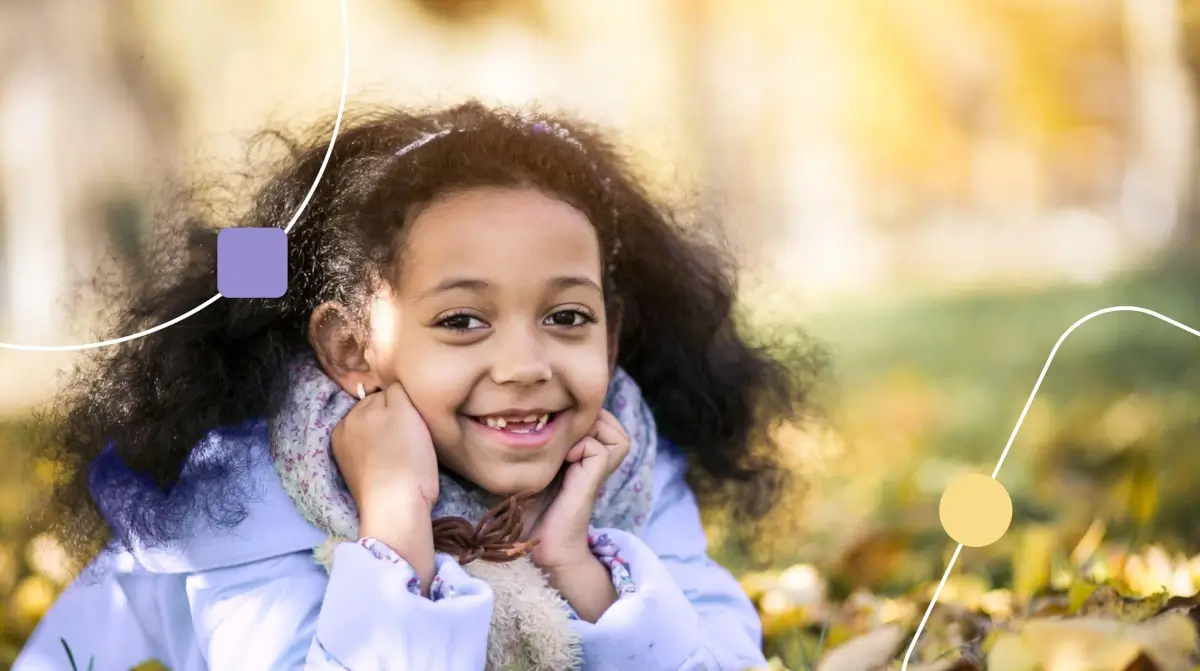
[36,100,824,564]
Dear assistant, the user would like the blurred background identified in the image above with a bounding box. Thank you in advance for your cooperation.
[1,0,1200,667]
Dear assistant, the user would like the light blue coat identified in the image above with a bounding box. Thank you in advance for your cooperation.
[14,431,768,670]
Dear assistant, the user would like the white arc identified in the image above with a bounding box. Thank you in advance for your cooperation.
[0,0,350,353]
[903,305,1200,669]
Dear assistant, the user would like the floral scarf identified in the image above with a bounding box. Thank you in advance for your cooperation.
[269,355,658,670]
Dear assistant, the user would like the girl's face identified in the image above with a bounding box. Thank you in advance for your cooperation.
[368,187,612,497]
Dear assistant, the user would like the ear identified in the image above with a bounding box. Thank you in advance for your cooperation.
[606,297,623,375]
[308,301,383,398]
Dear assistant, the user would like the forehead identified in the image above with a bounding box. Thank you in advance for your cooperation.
[399,188,603,290]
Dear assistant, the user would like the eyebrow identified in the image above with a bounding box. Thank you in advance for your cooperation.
[418,278,490,301]
[549,275,604,294]
[417,275,602,300]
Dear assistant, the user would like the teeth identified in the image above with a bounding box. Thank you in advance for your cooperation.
[481,413,552,430]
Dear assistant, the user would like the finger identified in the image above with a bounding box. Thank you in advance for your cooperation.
[383,381,416,411]
[595,409,629,441]
[351,390,376,410]
[591,420,630,475]
[565,440,588,463]
[351,392,388,421]
[566,435,607,462]
[591,417,627,450]
[559,438,608,496]
[566,436,606,463]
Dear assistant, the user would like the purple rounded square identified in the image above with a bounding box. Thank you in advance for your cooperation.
[217,227,288,299]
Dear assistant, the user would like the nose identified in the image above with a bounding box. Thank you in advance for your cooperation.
[489,325,552,386]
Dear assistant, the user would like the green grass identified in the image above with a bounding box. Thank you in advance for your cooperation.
[736,262,1200,570]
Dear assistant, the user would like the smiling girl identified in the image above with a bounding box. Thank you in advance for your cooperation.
[16,101,818,670]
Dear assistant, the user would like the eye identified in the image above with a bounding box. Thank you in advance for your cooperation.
[544,309,597,328]
[436,312,488,332]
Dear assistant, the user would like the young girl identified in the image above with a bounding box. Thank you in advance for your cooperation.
[16,101,816,670]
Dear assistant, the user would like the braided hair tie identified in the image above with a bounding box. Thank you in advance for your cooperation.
[431,490,540,564]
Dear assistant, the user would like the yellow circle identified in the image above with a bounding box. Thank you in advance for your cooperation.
[939,472,1013,547]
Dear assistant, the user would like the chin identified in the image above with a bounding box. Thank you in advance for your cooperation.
[479,466,560,498]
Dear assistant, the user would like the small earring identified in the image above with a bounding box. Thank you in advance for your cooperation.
[356,383,366,401]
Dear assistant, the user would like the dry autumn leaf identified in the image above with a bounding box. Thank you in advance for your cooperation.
[986,613,1198,671]
[816,624,905,671]
[1013,526,1058,604]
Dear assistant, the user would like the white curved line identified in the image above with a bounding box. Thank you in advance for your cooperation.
[0,0,351,353]
[902,305,1200,668]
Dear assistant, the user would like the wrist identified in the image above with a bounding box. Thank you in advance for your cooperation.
[359,498,436,594]
[541,551,602,583]
[360,500,432,548]
[532,542,593,574]
[545,554,616,623]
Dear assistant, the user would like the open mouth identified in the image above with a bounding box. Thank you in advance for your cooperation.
[467,411,564,434]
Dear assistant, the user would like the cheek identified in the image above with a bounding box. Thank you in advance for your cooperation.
[562,342,612,418]
[380,331,473,422]
[393,353,475,419]
[392,353,477,467]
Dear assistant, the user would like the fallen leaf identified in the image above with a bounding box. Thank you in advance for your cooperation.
[1067,580,1100,613]
[1013,526,1057,605]
[1078,586,1172,622]
[986,613,1198,671]
[817,624,904,671]
[1126,613,1199,669]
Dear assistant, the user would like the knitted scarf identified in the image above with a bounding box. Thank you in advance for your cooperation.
[269,355,658,671]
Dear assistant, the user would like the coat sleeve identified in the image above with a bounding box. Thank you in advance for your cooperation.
[185,540,495,670]
[571,442,769,671]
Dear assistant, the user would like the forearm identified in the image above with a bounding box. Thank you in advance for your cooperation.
[358,520,435,595]
[359,496,436,596]
[544,554,617,623]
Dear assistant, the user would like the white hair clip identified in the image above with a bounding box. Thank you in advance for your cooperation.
[394,128,456,158]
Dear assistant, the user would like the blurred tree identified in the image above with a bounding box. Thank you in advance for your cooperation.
[718,0,1127,205]
[860,0,1129,206]
[671,0,736,244]
[0,0,175,345]
[1175,0,1200,261]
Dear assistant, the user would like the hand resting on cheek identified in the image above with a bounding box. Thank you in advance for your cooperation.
[332,380,628,620]
[331,381,440,593]
[529,409,632,622]
[530,409,630,569]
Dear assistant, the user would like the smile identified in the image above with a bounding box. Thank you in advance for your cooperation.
[464,409,568,448]
[475,413,552,433]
